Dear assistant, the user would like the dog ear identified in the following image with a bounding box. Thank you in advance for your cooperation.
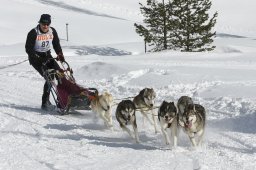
[131,100,136,109]
[139,88,146,96]
[159,101,165,110]
[162,100,168,106]
[151,88,156,96]
[172,102,178,113]
[95,90,99,97]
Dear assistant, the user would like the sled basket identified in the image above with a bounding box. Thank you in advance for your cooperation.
[42,58,98,114]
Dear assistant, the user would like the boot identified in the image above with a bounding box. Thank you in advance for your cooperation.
[41,94,54,111]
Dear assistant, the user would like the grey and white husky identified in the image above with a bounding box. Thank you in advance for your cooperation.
[179,103,206,147]
[158,101,178,147]
[115,100,140,143]
[133,88,158,133]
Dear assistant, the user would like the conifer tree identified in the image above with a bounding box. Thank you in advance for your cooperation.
[135,0,218,52]
[135,0,170,52]
[171,0,218,51]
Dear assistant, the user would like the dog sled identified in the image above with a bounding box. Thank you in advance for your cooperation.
[42,58,98,115]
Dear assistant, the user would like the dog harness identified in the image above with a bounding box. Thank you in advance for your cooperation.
[101,106,108,111]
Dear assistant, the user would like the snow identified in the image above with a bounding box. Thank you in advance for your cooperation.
[0,0,256,170]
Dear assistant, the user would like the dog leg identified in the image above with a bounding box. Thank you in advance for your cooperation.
[140,111,147,127]
[106,110,114,131]
[189,135,197,147]
[99,112,113,128]
[160,121,170,145]
[120,124,133,138]
[161,128,170,145]
[141,110,154,125]
[132,122,140,143]
[171,120,178,147]
[151,110,158,134]
[197,129,204,147]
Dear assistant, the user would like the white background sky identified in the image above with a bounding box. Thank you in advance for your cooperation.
[0,0,256,170]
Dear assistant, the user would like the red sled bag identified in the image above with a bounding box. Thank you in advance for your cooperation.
[56,77,96,110]
[42,58,98,114]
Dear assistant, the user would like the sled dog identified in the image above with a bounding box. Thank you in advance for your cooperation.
[158,101,178,147]
[179,103,206,147]
[133,88,158,133]
[91,91,114,129]
[115,100,139,143]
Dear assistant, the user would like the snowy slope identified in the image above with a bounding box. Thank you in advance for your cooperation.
[0,0,256,170]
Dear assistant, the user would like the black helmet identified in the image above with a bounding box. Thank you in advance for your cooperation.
[39,14,51,24]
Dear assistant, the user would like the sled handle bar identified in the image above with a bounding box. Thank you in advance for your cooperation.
[42,57,71,73]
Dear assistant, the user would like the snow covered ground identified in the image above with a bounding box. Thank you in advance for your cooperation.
[0,0,255,169]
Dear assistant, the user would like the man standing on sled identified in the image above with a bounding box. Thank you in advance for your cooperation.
[25,14,65,110]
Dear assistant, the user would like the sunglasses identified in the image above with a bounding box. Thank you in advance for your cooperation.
[41,23,50,26]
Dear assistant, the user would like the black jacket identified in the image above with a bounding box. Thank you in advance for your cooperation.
[25,25,62,60]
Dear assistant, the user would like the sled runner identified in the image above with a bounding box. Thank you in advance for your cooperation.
[42,58,98,114]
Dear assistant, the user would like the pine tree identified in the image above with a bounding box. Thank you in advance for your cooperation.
[134,0,170,52]
[169,0,218,51]
[135,0,218,52]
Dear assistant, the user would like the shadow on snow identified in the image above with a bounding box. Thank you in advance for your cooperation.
[65,45,131,56]
[36,0,124,20]
[208,112,256,134]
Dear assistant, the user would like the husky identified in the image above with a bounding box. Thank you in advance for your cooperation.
[90,91,114,130]
[158,101,178,147]
[133,88,158,133]
[179,103,206,147]
[115,100,140,143]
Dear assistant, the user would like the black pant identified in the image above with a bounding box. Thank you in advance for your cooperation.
[29,52,60,105]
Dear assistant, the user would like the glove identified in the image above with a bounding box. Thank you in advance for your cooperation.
[57,52,65,62]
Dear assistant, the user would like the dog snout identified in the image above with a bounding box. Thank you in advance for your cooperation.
[186,117,192,124]
[186,117,189,122]
[128,115,131,120]
[165,115,169,120]
[150,104,153,107]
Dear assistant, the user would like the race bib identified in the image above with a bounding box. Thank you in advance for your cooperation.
[34,27,54,52]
